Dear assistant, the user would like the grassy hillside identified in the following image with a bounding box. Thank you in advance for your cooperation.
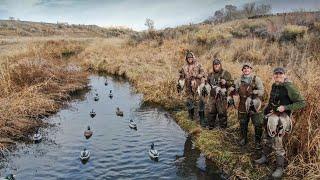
[0,19,135,37]
[81,12,320,179]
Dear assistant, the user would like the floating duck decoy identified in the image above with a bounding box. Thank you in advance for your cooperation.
[80,148,90,161]
[104,80,108,86]
[109,90,113,99]
[116,107,123,117]
[33,129,42,143]
[94,95,99,101]
[0,174,15,180]
[129,119,137,129]
[84,126,93,139]
[90,109,96,118]
[149,143,159,160]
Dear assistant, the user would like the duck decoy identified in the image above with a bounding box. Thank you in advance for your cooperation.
[129,119,137,130]
[90,109,96,118]
[104,80,108,86]
[33,129,42,143]
[109,90,113,99]
[80,148,90,161]
[116,107,123,117]
[94,95,99,101]
[84,126,93,139]
[0,174,15,180]
[149,143,159,160]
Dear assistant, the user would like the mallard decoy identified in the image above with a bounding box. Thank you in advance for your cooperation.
[33,129,42,143]
[129,119,137,129]
[116,107,123,116]
[149,143,159,160]
[90,109,96,118]
[94,95,99,101]
[84,126,93,139]
[80,148,90,161]
[0,174,15,180]
[109,90,113,99]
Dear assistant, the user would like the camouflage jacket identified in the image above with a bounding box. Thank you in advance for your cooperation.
[207,69,233,88]
[179,61,206,95]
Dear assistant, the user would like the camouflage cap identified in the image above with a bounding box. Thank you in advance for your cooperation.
[212,58,221,65]
[242,62,253,70]
[185,51,194,59]
[273,67,285,74]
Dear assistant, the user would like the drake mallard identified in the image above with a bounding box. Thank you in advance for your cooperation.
[90,109,96,118]
[0,174,15,180]
[129,119,137,129]
[94,94,99,101]
[80,148,90,161]
[33,129,42,143]
[109,90,113,99]
[149,143,159,159]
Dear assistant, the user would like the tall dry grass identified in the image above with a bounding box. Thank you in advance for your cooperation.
[0,38,88,155]
[80,14,320,179]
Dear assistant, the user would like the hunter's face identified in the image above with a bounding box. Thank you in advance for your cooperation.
[213,64,221,71]
[242,66,252,75]
[273,72,285,84]
[187,57,194,64]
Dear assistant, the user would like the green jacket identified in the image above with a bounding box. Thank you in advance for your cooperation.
[264,80,306,116]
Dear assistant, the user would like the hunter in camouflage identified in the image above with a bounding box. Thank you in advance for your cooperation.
[177,51,206,120]
[207,58,233,129]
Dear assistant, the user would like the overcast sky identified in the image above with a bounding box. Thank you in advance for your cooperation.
[0,0,319,30]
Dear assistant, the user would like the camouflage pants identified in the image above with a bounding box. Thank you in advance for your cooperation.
[263,114,292,156]
[208,96,228,128]
[263,135,286,156]
[238,111,263,143]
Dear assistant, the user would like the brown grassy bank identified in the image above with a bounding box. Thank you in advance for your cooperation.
[0,38,89,155]
[80,14,320,179]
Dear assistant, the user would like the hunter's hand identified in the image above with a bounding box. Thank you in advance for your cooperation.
[220,79,226,85]
[277,106,286,112]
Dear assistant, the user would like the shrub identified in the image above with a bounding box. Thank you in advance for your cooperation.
[280,24,308,42]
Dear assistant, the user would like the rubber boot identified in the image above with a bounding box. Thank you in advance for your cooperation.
[186,98,194,120]
[239,122,248,146]
[198,99,205,126]
[188,108,195,120]
[254,154,267,165]
[255,126,263,150]
[272,155,285,178]
[199,110,205,127]
[218,114,227,129]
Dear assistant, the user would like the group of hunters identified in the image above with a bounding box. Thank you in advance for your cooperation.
[177,51,306,178]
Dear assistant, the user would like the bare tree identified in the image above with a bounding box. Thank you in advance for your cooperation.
[243,2,256,17]
[256,4,271,15]
[144,18,154,31]
[225,5,237,21]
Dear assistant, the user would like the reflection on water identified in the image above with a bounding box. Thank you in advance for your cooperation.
[0,75,224,180]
